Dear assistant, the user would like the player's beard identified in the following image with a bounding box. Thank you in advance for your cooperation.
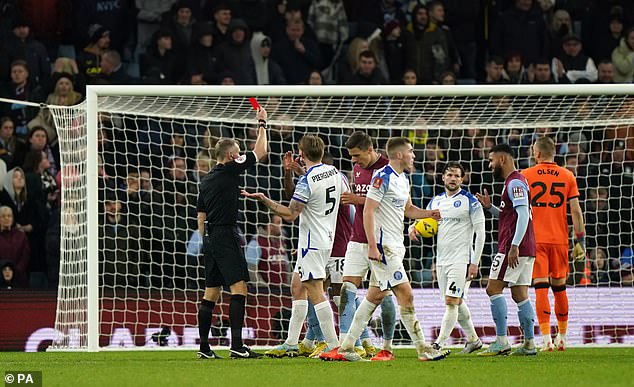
[493,164,504,180]
[444,182,459,193]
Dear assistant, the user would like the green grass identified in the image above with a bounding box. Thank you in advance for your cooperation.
[1,348,633,387]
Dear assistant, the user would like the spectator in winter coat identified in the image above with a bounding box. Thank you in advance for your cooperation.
[611,27,634,83]
[272,18,322,84]
[5,15,50,87]
[0,206,30,288]
[216,18,254,84]
[250,33,286,85]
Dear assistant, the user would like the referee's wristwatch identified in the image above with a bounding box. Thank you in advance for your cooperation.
[258,119,267,129]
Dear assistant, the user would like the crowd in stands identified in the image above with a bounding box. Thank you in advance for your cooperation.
[0,0,633,291]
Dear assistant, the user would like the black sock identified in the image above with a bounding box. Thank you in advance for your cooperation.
[229,294,246,350]
[198,299,215,352]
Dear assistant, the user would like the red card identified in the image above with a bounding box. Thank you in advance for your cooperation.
[249,97,260,110]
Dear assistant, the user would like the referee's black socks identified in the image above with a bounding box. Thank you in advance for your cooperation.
[229,294,246,350]
[198,299,215,352]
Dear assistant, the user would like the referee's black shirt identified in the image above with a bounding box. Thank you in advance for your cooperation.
[197,151,257,227]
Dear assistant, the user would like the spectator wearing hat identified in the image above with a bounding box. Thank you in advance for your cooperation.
[5,15,50,88]
[210,3,232,49]
[77,24,111,83]
[0,206,30,288]
[611,27,634,83]
[272,18,322,84]
[552,34,597,83]
[382,19,406,84]
[188,22,220,85]
[249,33,286,85]
[307,0,349,67]
[215,18,253,84]
[141,29,185,84]
[0,60,45,139]
[163,0,196,58]
[27,72,82,147]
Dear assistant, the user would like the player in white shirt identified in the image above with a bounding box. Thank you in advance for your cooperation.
[409,162,486,353]
[321,137,447,362]
[243,134,347,357]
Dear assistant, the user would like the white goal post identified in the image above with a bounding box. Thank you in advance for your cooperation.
[47,84,634,352]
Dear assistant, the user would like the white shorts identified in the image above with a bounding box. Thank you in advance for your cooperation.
[488,253,535,286]
[370,245,408,291]
[342,241,379,287]
[294,248,330,282]
[325,256,344,284]
[436,264,471,300]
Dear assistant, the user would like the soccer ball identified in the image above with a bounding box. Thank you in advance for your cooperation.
[414,218,438,238]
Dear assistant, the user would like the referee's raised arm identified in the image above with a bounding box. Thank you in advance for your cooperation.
[253,107,268,161]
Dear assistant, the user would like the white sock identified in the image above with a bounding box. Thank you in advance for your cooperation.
[457,302,479,342]
[341,298,377,351]
[301,337,315,349]
[497,335,510,346]
[436,304,459,346]
[383,339,393,351]
[314,300,339,350]
[399,305,427,355]
[284,300,308,346]
[332,295,340,311]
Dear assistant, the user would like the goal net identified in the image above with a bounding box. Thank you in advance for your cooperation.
[48,85,634,351]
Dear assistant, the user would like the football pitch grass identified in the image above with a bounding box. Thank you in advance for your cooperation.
[1,348,633,387]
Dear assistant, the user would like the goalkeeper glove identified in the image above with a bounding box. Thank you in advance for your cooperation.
[572,232,586,261]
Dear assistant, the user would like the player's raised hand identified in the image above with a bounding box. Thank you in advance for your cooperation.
[340,191,358,205]
[408,224,420,242]
[368,244,382,262]
[283,151,305,175]
[241,189,266,201]
[256,107,268,122]
[476,188,491,209]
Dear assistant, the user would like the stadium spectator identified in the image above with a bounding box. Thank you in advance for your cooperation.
[382,20,406,84]
[403,3,427,83]
[307,0,349,67]
[524,58,555,84]
[0,206,30,288]
[250,33,286,85]
[307,70,323,85]
[187,22,220,85]
[245,214,291,287]
[209,3,232,48]
[611,27,634,83]
[215,18,253,84]
[190,152,213,183]
[99,50,135,85]
[490,0,547,66]
[415,1,459,84]
[596,60,616,83]
[553,34,598,83]
[29,73,83,147]
[504,51,527,84]
[590,13,624,64]
[272,18,322,84]
[5,15,50,88]
[141,29,184,84]
[482,56,508,84]
[547,9,572,60]
[0,260,16,289]
[337,37,368,84]
[99,192,145,288]
[438,71,456,85]
[162,1,196,57]
[0,167,36,241]
[14,127,59,179]
[77,24,111,84]
[402,68,417,85]
[0,117,18,169]
[349,50,386,85]
[0,60,45,139]
[135,0,178,57]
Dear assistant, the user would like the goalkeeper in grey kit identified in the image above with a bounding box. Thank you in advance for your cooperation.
[195,106,268,359]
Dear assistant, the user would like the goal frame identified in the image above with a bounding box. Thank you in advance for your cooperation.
[82,84,633,351]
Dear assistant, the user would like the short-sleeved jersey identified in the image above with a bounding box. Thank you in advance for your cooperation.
[292,163,349,251]
[350,154,389,243]
[521,162,580,245]
[366,165,409,248]
[498,171,536,256]
[427,189,486,266]
[197,151,257,226]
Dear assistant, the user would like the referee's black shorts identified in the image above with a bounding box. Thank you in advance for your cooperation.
[203,226,250,288]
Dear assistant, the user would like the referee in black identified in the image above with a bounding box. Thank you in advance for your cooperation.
[196,106,268,359]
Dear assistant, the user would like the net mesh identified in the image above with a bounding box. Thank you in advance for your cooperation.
[50,90,634,350]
